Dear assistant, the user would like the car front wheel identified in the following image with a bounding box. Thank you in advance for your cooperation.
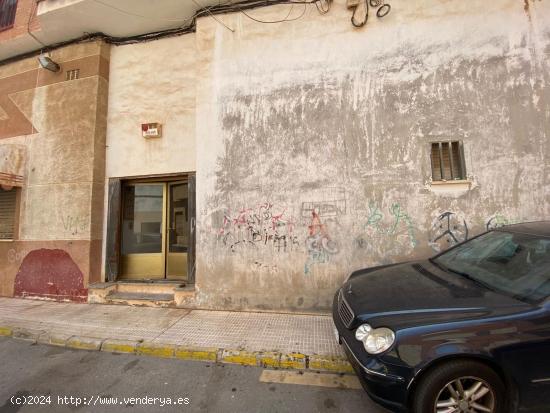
[412,360,506,413]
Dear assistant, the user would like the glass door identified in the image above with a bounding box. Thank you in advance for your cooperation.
[166,182,188,279]
[120,183,166,279]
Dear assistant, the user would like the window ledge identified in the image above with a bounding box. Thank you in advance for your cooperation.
[430,180,472,186]
[427,180,475,197]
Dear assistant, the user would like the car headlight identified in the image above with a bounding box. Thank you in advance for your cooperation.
[354,323,395,354]
[355,324,372,341]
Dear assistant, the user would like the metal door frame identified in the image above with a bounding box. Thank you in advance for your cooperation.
[106,173,196,283]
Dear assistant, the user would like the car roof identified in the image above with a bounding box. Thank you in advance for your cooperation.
[496,221,550,238]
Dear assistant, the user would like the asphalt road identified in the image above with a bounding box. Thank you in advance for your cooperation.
[0,337,388,413]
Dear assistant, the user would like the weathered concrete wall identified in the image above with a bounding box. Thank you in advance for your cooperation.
[194,0,550,312]
[100,34,197,279]
[0,41,109,300]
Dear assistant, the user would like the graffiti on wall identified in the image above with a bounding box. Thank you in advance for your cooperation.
[304,209,339,274]
[215,198,525,274]
[252,261,280,274]
[428,211,469,252]
[301,187,347,218]
[7,248,29,264]
[355,202,418,251]
[61,215,88,235]
[218,203,298,253]
[486,214,519,230]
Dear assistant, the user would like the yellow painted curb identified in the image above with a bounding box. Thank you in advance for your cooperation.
[49,333,72,347]
[38,332,72,347]
[221,349,258,366]
[257,352,281,368]
[280,353,307,369]
[101,339,138,354]
[66,336,103,351]
[308,355,354,374]
[1,326,352,374]
[175,346,217,361]
[137,342,175,358]
[12,328,44,342]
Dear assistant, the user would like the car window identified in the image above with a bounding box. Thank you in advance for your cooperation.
[434,231,550,303]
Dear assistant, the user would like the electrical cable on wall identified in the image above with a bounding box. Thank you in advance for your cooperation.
[192,0,235,32]
[315,0,331,14]
[348,0,391,28]
[2,0,387,67]
[237,3,308,24]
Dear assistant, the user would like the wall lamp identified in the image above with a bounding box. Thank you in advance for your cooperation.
[38,55,60,72]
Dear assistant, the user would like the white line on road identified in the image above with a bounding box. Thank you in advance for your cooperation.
[259,370,362,390]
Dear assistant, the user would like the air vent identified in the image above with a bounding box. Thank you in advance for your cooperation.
[66,69,80,81]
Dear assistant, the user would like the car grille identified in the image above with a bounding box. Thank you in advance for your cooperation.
[338,290,355,328]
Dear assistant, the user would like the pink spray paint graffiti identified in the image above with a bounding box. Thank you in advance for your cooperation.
[304,210,339,274]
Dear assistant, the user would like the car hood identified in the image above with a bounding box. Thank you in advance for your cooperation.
[342,260,533,330]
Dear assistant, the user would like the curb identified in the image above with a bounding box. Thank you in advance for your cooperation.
[0,324,353,374]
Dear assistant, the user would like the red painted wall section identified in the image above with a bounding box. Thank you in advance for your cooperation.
[14,249,87,302]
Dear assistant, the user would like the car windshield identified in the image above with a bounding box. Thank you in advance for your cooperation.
[433,230,550,303]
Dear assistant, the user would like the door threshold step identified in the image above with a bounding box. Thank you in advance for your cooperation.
[106,292,175,302]
[116,280,186,285]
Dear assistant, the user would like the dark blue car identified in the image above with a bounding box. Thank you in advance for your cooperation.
[332,221,550,413]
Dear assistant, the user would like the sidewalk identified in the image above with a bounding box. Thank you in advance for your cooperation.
[0,298,351,373]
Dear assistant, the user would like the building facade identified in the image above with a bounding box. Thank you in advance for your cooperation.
[0,40,109,300]
[0,0,549,312]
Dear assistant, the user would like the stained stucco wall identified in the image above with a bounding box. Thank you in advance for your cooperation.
[104,35,196,179]
[0,41,109,300]
[194,0,550,312]
[101,34,197,279]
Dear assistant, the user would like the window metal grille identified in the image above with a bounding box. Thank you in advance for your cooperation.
[0,0,17,32]
[430,141,465,181]
[66,69,80,81]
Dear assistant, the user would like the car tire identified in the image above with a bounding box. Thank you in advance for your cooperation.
[412,359,506,413]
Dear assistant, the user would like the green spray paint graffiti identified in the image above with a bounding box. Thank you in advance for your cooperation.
[388,204,417,246]
[486,214,520,230]
[356,202,417,249]
[365,202,383,228]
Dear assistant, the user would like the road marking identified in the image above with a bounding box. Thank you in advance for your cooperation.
[259,369,362,390]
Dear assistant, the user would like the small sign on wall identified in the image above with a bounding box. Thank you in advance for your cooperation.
[141,122,162,138]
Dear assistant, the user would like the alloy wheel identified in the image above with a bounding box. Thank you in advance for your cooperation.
[434,376,495,413]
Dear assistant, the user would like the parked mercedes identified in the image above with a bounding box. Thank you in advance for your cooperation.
[333,222,550,413]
